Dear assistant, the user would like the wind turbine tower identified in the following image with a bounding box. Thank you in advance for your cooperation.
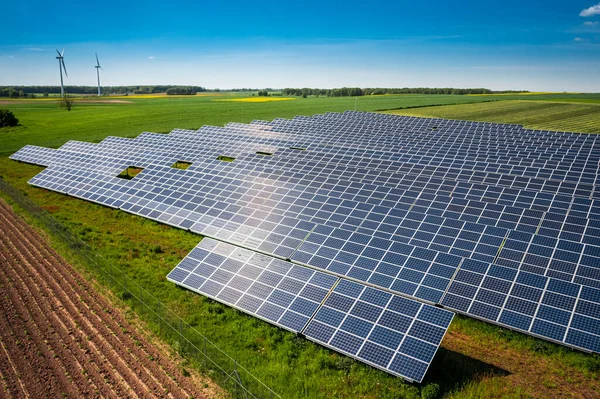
[55,49,68,97]
[95,53,103,96]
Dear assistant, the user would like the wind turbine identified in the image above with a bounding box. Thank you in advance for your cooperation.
[55,48,68,97]
[95,53,103,96]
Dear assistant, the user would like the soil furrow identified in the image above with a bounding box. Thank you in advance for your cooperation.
[0,297,32,399]
[0,199,208,399]
[0,247,83,398]
[0,216,150,398]
[0,237,124,398]
[0,251,31,399]
[0,211,179,398]
[1,203,198,398]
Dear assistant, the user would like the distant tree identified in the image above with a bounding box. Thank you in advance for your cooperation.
[166,86,197,95]
[59,94,75,111]
[43,92,49,97]
[257,90,269,97]
[0,109,19,127]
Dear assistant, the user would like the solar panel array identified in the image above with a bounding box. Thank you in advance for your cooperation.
[11,110,600,380]
[167,238,452,382]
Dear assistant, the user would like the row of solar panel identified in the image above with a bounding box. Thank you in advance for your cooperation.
[16,131,600,200]
[25,164,600,353]
[166,237,454,383]
[26,163,600,293]
[13,144,600,226]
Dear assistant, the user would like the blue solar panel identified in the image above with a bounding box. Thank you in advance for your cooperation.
[441,259,600,352]
[303,279,453,382]
[167,238,338,333]
[168,239,453,381]
[12,110,600,366]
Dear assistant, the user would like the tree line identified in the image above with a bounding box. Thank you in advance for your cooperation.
[0,88,36,98]
[282,87,529,97]
[0,85,208,95]
[165,87,198,95]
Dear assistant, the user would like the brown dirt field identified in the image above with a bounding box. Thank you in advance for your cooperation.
[442,329,600,398]
[0,199,220,398]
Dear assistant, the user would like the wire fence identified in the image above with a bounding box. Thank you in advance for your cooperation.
[0,177,281,399]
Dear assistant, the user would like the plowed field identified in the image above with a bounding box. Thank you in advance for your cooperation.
[0,199,209,398]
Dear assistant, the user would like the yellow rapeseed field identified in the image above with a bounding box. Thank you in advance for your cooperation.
[108,92,230,99]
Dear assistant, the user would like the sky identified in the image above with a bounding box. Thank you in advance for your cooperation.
[1,1,600,91]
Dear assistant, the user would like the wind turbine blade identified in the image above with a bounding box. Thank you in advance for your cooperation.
[61,48,65,57]
[56,48,62,56]
[62,59,68,77]
[96,52,100,66]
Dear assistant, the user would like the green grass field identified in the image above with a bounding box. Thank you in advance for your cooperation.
[387,100,600,133]
[3,92,600,154]
[1,93,600,398]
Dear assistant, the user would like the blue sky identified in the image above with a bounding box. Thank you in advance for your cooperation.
[2,1,600,91]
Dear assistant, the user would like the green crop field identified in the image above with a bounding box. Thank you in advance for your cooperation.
[387,100,600,134]
[0,93,495,154]
[1,93,600,399]
[2,92,599,154]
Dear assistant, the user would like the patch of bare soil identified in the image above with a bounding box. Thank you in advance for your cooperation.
[0,199,221,398]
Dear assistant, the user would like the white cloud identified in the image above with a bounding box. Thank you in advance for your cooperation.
[574,37,583,41]
[148,56,155,60]
[580,3,600,17]
[24,47,44,51]
[584,21,599,25]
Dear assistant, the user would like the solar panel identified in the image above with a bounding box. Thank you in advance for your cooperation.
[167,238,453,382]
[167,238,338,332]
[303,279,453,382]
[11,110,600,377]
[441,258,600,352]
